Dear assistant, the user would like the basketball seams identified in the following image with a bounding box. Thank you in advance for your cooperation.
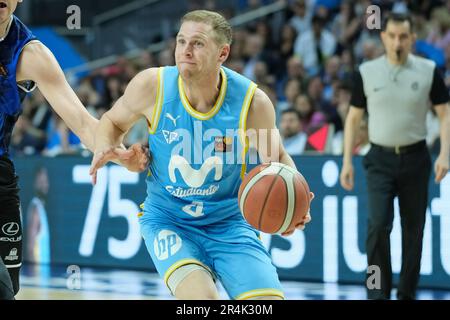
[275,167,295,234]
[239,164,276,214]
[257,166,282,231]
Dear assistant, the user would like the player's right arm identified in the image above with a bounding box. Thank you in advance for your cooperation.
[90,68,159,184]
[340,106,365,191]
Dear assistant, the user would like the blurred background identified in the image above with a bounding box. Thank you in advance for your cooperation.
[9,0,450,299]
[13,0,450,158]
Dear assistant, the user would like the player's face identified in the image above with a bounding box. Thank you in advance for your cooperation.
[175,21,229,80]
[381,20,415,63]
[0,0,21,24]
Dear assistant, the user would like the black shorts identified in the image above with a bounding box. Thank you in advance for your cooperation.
[0,156,22,295]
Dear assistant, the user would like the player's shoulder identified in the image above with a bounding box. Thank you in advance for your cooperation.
[127,67,159,91]
[248,87,274,120]
[20,40,48,59]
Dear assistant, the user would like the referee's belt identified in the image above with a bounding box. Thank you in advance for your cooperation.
[370,140,426,155]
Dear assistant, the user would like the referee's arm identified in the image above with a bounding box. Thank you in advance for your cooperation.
[340,71,366,191]
[430,67,450,183]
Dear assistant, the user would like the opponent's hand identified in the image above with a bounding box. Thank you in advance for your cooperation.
[340,162,354,191]
[281,192,314,236]
[434,153,449,183]
[114,143,150,173]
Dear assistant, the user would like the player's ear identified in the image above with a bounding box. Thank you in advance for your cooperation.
[218,44,230,63]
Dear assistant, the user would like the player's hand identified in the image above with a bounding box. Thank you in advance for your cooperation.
[434,153,449,183]
[113,143,150,173]
[340,162,354,191]
[281,192,314,236]
[89,147,118,185]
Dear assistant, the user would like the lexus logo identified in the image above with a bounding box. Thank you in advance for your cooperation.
[2,222,19,236]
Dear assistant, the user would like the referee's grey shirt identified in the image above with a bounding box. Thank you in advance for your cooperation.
[350,54,449,147]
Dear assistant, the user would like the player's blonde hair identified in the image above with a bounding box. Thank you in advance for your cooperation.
[181,10,232,45]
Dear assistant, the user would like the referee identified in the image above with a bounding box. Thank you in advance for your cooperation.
[340,13,450,300]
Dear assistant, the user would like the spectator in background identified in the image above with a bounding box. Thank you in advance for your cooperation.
[426,8,450,51]
[330,81,352,154]
[158,47,175,66]
[136,50,156,70]
[42,113,81,157]
[361,38,382,62]
[339,48,356,79]
[322,55,342,101]
[277,78,302,116]
[276,55,304,99]
[331,0,361,51]
[289,0,312,35]
[278,24,298,74]
[294,15,337,76]
[242,33,265,80]
[229,28,246,61]
[104,76,123,106]
[10,90,52,155]
[307,75,343,131]
[294,94,327,133]
[253,61,275,87]
[280,109,307,155]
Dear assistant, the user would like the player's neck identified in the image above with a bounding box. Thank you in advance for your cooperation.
[0,16,12,41]
[182,71,222,112]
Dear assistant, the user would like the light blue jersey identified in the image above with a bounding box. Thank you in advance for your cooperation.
[144,66,257,225]
[139,66,283,299]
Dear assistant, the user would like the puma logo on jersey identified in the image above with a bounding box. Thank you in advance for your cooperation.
[168,155,223,188]
[165,113,180,126]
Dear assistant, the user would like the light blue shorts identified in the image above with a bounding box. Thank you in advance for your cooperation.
[139,208,284,300]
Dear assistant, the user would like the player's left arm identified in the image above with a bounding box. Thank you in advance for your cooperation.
[246,88,296,169]
[247,88,312,233]
[430,66,450,183]
[433,103,450,183]
[16,42,149,172]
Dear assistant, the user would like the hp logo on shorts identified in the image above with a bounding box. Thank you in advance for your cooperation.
[2,222,19,236]
[153,230,182,260]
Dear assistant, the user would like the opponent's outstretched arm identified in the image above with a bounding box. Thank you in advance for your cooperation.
[16,42,149,171]
[17,42,97,151]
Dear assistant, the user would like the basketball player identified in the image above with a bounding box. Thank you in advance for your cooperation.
[90,10,313,300]
[0,0,149,299]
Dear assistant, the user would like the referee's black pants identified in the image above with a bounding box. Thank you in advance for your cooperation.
[362,141,431,300]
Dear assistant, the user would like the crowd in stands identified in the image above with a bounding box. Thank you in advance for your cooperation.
[11,0,450,157]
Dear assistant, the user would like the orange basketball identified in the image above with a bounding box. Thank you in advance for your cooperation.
[238,162,310,234]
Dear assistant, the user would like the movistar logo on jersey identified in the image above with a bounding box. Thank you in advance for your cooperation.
[168,155,223,188]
